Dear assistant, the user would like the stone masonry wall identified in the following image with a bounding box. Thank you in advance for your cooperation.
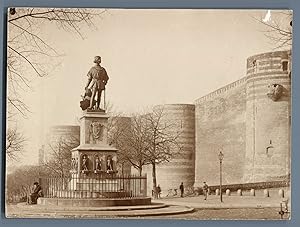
[194,80,247,186]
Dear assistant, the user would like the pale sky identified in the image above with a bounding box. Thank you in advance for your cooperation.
[8,9,291,166]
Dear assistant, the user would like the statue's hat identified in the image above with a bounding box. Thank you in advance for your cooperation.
[94,56,101,63]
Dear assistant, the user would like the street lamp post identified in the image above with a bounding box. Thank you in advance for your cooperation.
[218,151,224,202]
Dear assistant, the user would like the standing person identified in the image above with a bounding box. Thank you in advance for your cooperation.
[157,185,161,198]
[179,182,184,197]
[203,182,209,200]
[85,56,109,110]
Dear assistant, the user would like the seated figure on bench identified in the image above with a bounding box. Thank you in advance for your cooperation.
[28,182,43,204]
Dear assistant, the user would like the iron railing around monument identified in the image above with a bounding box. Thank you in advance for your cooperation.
[39,174,147,199]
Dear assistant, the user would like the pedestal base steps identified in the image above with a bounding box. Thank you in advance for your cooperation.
[8,202,194,218]
[38,197,151,207]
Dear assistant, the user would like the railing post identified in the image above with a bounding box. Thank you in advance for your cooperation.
[144,174,147,197]
[133,174,135,197]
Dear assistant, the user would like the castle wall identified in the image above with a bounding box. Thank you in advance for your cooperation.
[194,50,291,186]
[48,125,80,143]
[243,50,291,182]
[194,79,247,186]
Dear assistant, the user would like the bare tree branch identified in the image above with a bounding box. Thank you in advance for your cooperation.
[42,134,79,177]
[7,8,107,118]
[8,45,44,77]
[252,11,292,49]
[6,126,26,161]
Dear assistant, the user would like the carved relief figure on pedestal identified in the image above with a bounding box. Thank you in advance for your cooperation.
[75,157,78,170]
[90,121,104,143]
[94,155,102,172]
[267,84,284,101]
[106,155,113,173]
[71,158,76,171]
[81,154,89,172]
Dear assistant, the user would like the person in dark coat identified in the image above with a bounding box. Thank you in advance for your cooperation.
[157,185,162,198]
[28,182,43,204]
[179,182,184,197]
[203,182,209,200]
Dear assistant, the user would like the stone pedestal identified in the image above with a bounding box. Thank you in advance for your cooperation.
[71,110,118,180]
[39,106,151,207]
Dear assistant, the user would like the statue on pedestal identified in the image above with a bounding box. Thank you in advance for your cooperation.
[80,56,109,111]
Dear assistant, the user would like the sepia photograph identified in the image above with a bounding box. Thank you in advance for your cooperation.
[5,8,292,220]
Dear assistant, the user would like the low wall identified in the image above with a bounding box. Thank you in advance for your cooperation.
[194,180,290,194]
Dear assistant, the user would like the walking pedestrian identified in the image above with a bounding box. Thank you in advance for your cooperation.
[202,182,209,200]
[157,185,161,198]
[179,182,184,197]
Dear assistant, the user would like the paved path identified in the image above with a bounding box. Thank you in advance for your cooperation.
[15,202,167,211]
[153,194,291,209]
[147,207,289,220]
[6,193,291,219]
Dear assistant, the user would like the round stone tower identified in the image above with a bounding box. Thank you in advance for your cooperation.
[243,50,291,183]
[146,104,195,196]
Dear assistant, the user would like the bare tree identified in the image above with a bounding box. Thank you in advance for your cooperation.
[7,8,107,117]
[112,107,182,193]
[106,114,132,174]
[6,165,45,203]
[42,135,79,177]
[107,114,129,147]
[117,114,151,176]
[143,107,182,195]
[6,125,26,161]
[254,10,292,49]
[106,112,149,176]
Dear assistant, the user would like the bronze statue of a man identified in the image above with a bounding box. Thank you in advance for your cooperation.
[85,56,109,110]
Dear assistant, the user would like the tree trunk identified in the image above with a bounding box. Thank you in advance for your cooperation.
[152,162,157,198]
[138,166,143,194]
[138,166,142,177]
